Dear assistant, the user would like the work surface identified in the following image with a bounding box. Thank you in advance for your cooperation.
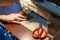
[3,11,48,40]
[4,23,40,40]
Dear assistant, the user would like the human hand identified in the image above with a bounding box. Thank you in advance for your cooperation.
[0,13,27,23]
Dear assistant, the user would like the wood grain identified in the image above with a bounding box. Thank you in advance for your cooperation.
[4,23,40,40]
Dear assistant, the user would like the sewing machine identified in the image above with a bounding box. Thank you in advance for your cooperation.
[20,0,60,35]
[4,0,60,40]
[19,0,60,39]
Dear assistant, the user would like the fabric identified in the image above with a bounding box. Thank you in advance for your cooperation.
[0,2,22,15]
[0,22,18,40]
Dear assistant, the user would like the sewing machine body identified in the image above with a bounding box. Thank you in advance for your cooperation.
[20,0,60,20]
[19,0,60,37]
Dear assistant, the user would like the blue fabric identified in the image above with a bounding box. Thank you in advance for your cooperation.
[0,22,17,40]
[0,2,22,15]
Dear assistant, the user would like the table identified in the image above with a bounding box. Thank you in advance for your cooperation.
[4,23,40,40]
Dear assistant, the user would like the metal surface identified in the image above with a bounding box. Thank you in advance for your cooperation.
[19,0,49,20]
[32,0,60,17]
[19,0,60,20]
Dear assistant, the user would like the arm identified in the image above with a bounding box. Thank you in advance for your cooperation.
[0,15,6,20]
[0,13,26,23]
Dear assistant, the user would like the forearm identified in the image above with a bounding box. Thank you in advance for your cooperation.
[0,15,3,20]
[0,15,6,20]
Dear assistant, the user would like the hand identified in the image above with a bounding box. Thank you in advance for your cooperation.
[0,13,27,23]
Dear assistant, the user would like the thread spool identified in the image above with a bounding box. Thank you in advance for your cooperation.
[18,11,26,16]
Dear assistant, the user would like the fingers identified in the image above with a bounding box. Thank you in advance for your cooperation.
[11,13,27,21]
[16,18,27,21]
[14,13,26,18]
[12,18,27,23]
[18,14,26,19]
[11,18,27,23]
[12,21,21,24]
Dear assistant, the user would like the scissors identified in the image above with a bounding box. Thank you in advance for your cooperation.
[32,21,48,39]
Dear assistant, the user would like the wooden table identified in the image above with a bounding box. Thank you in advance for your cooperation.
[4,23,40,40]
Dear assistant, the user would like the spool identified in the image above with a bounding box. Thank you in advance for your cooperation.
[18,11,26,16]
